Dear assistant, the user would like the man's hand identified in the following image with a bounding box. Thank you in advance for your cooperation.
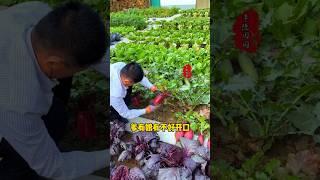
[150,85,158,93]
[145,105,159,113]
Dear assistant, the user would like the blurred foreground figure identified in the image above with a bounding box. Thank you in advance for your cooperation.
[0,1,109,179]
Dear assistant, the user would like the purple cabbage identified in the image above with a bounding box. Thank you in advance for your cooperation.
[111,120,126,142]
[118,150,132,162]
[179,167,193,179]
[157,167,192,180]
[183,157,199,172]
[194,175,210,180]
[132,132,159,144]
[110,143,121,156]
[141,154,161,178]
[135,151,145,162]
[111,165,130,180]
[110,126,210,180]
[191,154,206,164]
[132,132,159,153]
[180,137,200,157]
[201,161,209,176]
[128,167,146,180]
[196,146,210,161]
[110,121,127,157]
[143,154,161,169]
[157,142,183,167]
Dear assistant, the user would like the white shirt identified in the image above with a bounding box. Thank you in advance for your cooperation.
[110,62,154,119]
[0,2,109,179]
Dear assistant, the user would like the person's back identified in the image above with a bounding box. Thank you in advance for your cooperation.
[0,2,54,116]
[0,2,108,179]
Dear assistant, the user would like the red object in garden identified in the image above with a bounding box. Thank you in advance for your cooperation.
[198,134,204,145]
[75,110,97,140]
[151,92,170,106]
[233,9,261,53]
[175,131,185,142]
[182,64,192,79]
[131,94,141,107]
[184,130,194,140]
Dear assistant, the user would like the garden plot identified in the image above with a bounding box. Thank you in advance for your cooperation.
[110,8,210,179]
[212,1,320,179]
[110,119,210,179]
[110,13,185,48]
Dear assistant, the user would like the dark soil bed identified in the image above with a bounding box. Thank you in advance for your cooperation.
[59,113,107,177]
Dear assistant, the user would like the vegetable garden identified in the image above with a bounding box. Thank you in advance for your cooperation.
[110,7,210,179]
[213,0,320,179]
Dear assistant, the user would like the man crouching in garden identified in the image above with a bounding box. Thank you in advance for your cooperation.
[0,1,109,179]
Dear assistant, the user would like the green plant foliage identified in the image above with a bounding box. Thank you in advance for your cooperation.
[176,111,210,137]
[180,8,209,17]
[212,153,299,180]
[70,70,108,107]
[213,0,320,139]
[126,28,209,49]
[155,17,209,31]
[110,13,147,30]
[123,7,179,18]
[111,8,210,110]
[111,43,210,107]
[110,26,136,36]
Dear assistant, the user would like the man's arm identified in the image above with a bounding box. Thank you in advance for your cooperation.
[140,76,154,89]
[0,111,109,180]
[110,96,146,119]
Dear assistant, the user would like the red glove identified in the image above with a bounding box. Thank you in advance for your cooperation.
[150,86,157,92]
[146,105,157,113]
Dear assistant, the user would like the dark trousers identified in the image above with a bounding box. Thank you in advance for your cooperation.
[0,77,73,180]
[110,86,132,121]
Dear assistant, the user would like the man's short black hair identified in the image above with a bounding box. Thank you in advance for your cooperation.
[34,1,106,67]
[120,62,144,83]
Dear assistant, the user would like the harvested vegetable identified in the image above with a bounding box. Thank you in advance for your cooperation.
[184,130,194,140]
[175,131,184,142]
[75,110,97,140]
[198,134,204,145]
[151,92,170,106]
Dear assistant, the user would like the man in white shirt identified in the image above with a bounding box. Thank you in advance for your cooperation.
[0,2,109,180]
[110,62,159,123]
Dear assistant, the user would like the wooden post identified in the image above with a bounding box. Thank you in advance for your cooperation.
[196,0,210,9]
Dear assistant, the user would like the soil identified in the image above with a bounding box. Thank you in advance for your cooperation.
[135,98,210,124]
[143,104,183,123]
[214,120,320,177]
